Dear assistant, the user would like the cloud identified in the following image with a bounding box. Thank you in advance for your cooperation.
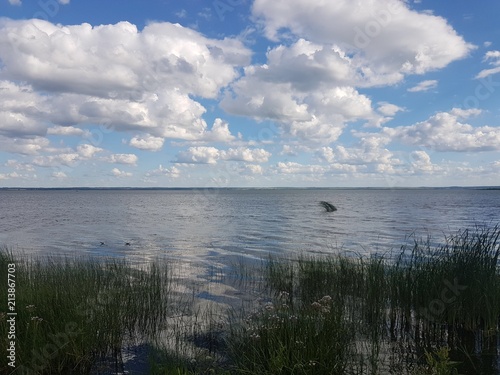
[0,135,49,155]
[334,136,399,172]
[129,135,165,151]
[485,51,500,59]
[221,147,271,163]
[0,111,46,137]
[77,144,103,159]
[316,146,335,163]
[201,118,236,143]
[51,171,67,179]
[410,150,440,173]
[222,0,472,146]
[407,79,438,92]
[175,9,187,18]
[476,50,500,79]
[252,0,474,76]
[174,146,271,164]
[0,19,251,143]
[275,161,327,175]
[175,146,220,164]
[47,126,91,137]
[222,59,374,143]
[240,164,263,175]
[145,165,180,178]
[5,159,35,172]
[105,154,138,165]
[0,171,23,180]
[384,108,500,152]
[377,102,405,116]
[33,153,80,167]
[111,168,132,177]
[8,0,21,5]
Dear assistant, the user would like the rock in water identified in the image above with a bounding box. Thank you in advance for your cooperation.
[320,201,337,212]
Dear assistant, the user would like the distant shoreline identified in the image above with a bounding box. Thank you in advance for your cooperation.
[1,186,499,191]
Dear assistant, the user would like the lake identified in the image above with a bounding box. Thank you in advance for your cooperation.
[2,187,500,373]
[1,188,499,266]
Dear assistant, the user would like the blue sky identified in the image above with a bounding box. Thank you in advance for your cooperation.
[0,0,499,187]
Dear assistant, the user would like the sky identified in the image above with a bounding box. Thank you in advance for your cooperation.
[0,0,499,188]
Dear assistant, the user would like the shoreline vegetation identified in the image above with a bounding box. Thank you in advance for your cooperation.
[1,226,500,374]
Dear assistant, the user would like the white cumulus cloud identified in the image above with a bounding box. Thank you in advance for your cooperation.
[111,168,132,177]
[129,135,165,151]
[384,108,500,152]
[0,19,251,143]
[105,154,138,165]
[252,0,474,76]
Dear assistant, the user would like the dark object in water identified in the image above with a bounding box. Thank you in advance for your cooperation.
[125,242,131,246]
[320,201,337,212]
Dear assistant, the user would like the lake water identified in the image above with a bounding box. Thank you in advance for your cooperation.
[1,188,499,267]
[2,188,500,373]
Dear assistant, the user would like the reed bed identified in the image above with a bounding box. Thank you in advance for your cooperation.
[256,225,500,374]
[0,252,175,374]
[2,225,500,374]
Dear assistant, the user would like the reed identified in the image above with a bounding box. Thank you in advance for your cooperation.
[0,251,173,374]
[254,225,500,373]
[2,225,500,374]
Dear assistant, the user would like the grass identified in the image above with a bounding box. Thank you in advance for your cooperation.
[0,252,175,374]
[1,225,500,374]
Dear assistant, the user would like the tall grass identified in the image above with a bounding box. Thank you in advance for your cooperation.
[2,225,500,374]
[255,225,500,373]
[0,251,174,374]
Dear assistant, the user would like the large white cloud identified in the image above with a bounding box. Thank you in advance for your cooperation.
[252,0,474,76]
[0,19,249,98]
[222,0,473,146]
[0,19,251,143]
[221,45,375,144]
[384,108,500,152]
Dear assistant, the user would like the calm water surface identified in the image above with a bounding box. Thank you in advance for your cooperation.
[1,188,499,265]
[2,188,500,373]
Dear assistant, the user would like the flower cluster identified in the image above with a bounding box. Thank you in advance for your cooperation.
[311,295,333,314]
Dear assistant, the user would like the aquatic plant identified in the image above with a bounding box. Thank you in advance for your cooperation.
[0,251,175,374]
[2,225,500,374]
